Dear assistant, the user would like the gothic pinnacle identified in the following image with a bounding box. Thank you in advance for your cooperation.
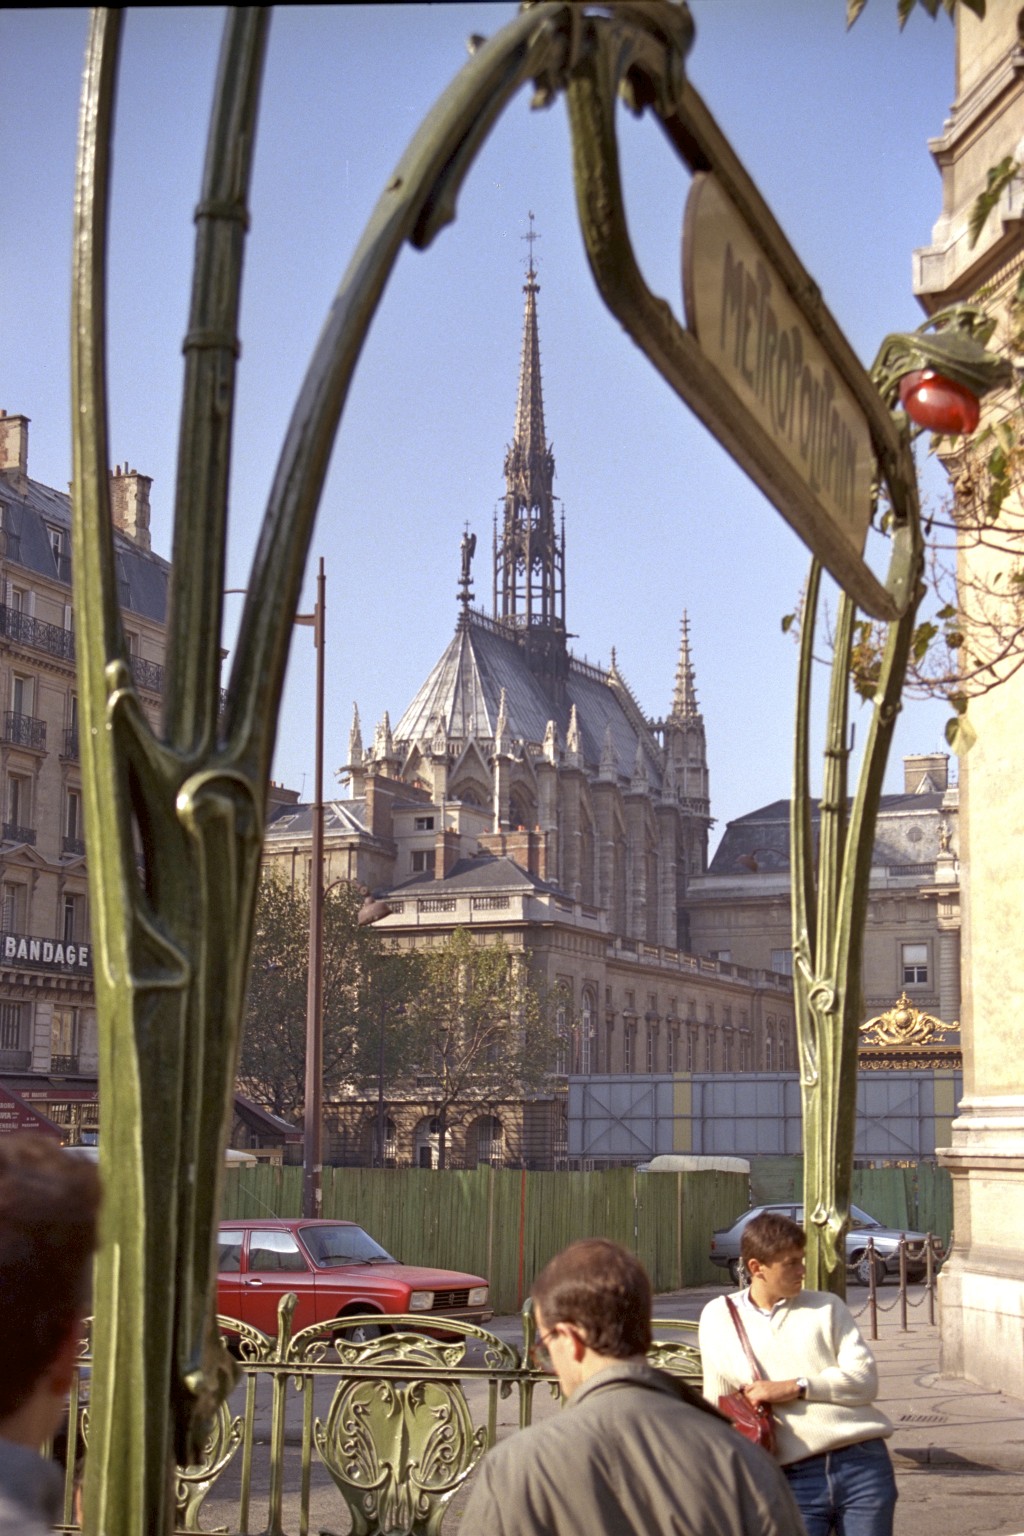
[672,611,700,720]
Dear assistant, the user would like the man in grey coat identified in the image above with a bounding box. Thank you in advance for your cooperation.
[461,1238,805,1535]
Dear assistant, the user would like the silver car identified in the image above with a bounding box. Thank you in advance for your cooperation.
[709,1202,944,1286]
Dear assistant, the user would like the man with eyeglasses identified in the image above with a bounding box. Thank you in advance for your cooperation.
[461,1238,803,1535]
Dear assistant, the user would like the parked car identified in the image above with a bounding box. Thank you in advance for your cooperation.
[709,1203,944,1287]
[216,1218,491,1340]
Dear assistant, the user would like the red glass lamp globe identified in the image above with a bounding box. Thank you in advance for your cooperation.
[898,369,981,435]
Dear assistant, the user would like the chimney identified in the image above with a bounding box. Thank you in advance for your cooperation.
[478,827,546,881]
[109,464,153,552]
[0,412,29,481]
[903,753,949,794]
[434,828,460,881]
[364,773,403,841]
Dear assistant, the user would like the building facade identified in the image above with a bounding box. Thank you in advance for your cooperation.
[912,0,1024,1395]
[263,256,796,1168]
[685,751,961,1039]
[0,411,168,1140]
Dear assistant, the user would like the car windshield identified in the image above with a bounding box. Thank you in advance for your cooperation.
[300,1225,396,1267]
[849,1205,882,1229]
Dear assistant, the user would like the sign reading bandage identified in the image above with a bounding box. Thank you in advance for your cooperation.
[684,173,875,567]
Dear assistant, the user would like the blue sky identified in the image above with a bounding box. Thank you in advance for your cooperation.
[2,4,957,838]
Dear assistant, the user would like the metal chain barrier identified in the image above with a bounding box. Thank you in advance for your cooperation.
[847,1234,951,1338]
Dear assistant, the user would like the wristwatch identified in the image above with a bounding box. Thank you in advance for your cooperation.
[796,1377,809,1400]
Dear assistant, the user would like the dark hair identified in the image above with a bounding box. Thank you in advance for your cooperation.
[530,1238,652,1358]
[740,1211,806,1267]
[0,1135,100,1419]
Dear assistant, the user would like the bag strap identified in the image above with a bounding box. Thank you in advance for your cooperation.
[725,1296,764,1382]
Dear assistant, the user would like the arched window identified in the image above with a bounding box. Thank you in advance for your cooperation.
[765,1032,774,1072]
[470,1114,504,1166]
[555,1003,569,1076]
[581,989,595,1074]
[777,1028,787,1072]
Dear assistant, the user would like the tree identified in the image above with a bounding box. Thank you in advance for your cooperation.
[401,927,563,1170]
[237,877,421,1120]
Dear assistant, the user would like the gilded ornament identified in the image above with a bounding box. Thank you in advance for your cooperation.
[859,992,957,1047]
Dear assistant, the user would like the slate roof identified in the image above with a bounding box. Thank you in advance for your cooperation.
[393,613,662,787]
[391,852,554,896]
[0,471,170,622]
[265,799,371,839]
[708,790,951,876]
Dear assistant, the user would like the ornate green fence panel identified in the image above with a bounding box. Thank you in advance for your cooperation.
[57,1306,701,1536]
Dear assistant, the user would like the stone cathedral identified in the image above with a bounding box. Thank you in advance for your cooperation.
[347,252,712,949]
[264,249,797,1169]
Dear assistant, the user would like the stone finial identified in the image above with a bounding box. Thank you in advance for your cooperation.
[662,748,677,800]
[599,722,617,781]
[671,611,699,721]
[494,686,509,755]
[373,711,394,762]
[631,737,649,791]
[349,703,363,764]
[565,704,582,767]
[543,719,559,764]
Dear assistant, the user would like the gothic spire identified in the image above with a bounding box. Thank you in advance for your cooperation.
[671,611,701,721]
[494,215,567,694]
[509,227,550,509]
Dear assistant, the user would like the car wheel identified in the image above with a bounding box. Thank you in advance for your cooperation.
[336,1311,388,1344]
[851,1250,886,1287]
[728,1259,742,1287]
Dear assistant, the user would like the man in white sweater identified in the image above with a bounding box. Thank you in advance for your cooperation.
[698,1211,896,1536]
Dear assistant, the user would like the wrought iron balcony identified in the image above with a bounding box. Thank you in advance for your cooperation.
[131,654,164,693]
[63,729,80,760]
[0,605,165,694]
[2,822,36,845]
[63,835,86,856]
[50,1053,80,1073]
[3,710,47,751]
[0,604,76,663]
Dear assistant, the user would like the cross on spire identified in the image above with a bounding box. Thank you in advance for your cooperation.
[522,211,540,277]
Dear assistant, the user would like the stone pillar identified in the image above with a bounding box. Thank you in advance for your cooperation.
[656,804,679,950]
[536,758,560,889]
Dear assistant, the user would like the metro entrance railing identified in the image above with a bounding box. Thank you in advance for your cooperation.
[55,1300,702,1536]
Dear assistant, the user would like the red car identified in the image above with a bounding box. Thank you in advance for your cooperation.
[216,1219,491,1340]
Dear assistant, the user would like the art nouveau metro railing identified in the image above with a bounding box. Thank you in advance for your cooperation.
[56,1300,701,1536]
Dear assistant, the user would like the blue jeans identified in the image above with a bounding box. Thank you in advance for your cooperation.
[783,1437,897,1536]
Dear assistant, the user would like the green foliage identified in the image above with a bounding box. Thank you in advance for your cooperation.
[846,0,985,28]
[402,927,563,1168]
[238,878,421,1118]
[968,156,1020,248]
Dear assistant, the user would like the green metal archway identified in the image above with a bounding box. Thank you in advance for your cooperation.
[70,6,1006,1530]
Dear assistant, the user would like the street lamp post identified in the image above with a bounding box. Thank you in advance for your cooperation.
[299,558,326,1219]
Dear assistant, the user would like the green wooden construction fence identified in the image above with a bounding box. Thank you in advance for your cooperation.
[748,1157,953,1245]
[221,1166,748,1312]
